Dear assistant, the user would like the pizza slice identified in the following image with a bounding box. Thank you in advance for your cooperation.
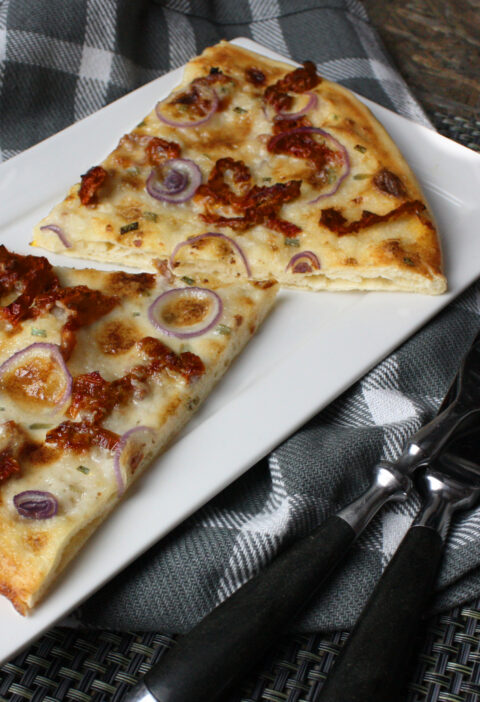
[0,245,277,614]
[32,41,446,295]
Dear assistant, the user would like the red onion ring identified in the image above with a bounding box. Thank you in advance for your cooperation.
[155,84,219,128]
[268,126,350,202]
[169,232,252,278]
[39,224,71,249]
[286,250,321,274]
[14,490,58,519]
[0,343,72,410]
[113,426,157,495]
[148,286,223,339]
[146,159,202,203]
[276,91,319,120]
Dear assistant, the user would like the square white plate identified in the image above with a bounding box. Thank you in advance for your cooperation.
[0,38,479,664]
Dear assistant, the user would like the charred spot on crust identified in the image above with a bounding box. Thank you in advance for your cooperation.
[106,271,155,297]
[245,67,266,85]
[97,319,139,355]
[373,169,408,199]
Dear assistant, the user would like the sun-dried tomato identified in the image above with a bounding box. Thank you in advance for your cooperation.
[0,246,61,326]
[78,166,107,205]
[272,116,312,133]
[320,200,426,236]
[264,61,321,112]
[197,160,302,235]
[146,137,181,166]
[0,453,21,483]
[267,129,336,173]
[196,157,252,209]
[46,421,120,453]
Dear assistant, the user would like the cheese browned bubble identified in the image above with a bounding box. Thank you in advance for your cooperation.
[32,41,446,294]
[0,246,277,614]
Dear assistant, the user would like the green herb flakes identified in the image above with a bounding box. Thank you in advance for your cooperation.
[325,167,337,184]
[233,106,248,114]
[137,120,146,128]
[354,144,367,153]
[29,423,52,430]
[31,328,47,337]
[132,312,141,317]
[403,257,415,267]
[181,276,195,286]
[143,211,158,222]
[263,176,272,182]
[120,221,139,235]
[216,324,232,335]
[76,465,90,475]
[188,396,200,410]
[285,238,300,247]
[353,173,371,180]
[0,407,5,411]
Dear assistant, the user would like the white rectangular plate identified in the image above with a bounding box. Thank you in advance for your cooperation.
[0,38,479,664]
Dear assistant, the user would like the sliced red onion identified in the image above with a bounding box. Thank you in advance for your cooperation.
[286,250,321,274]
[268,126,350,201]
[146,159,202,204]
[276,91,319,120]
[148,287,223,339]
[14,490,58,519]
[169,232,252,278]
[113,426,157,495]
[39,224,71,249]
[0,343,72,410]
[155,84,219,128]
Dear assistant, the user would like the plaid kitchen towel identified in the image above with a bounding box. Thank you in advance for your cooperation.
[1,0,479,633]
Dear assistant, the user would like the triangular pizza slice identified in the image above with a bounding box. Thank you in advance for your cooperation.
[32,41,446,295]
[0,245,277,614]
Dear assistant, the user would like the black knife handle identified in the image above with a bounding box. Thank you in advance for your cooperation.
[143,515,356,702]
[318,524,443,702]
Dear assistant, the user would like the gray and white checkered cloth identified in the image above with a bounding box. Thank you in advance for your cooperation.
[1,0,479,633]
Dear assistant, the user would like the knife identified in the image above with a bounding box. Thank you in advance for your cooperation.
[125,332,480,702]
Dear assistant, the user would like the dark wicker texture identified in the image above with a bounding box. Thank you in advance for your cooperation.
[2,600,480,701]
[1,117,479,702]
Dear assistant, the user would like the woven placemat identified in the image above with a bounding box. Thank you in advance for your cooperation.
[1,115,479,702]
[2,600,480,701]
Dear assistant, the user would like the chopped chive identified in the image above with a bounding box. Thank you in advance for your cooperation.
[29,423,52,430]
[0,407,5,411]
[263,176,272,182]
[285,238,300,247]
[403,257,415,266]
[76,465,90,475]
[132,311,141,317]
[325,167,337,184]
[181,276,195,286]
[354,144,367,153]
[188,396,200,410]
[137,120,146,128]
[143,211,158,222]
[353,173,371,180]
[120,221,139,235]
[233,106,248,114]
[216,324,232,335]
[31,328,47,337]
